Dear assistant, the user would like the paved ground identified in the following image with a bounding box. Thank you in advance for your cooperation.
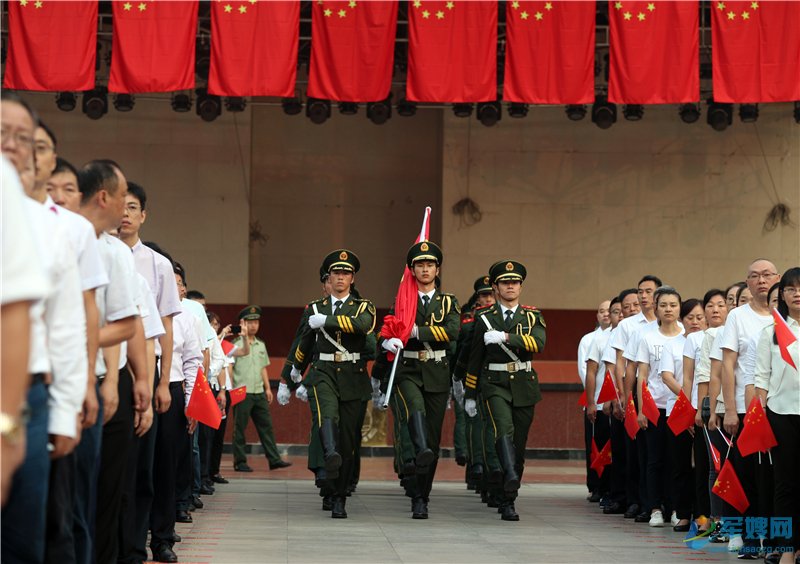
[160,455,741,563]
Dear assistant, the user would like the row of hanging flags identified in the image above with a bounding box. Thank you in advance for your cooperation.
[3,1,800,104]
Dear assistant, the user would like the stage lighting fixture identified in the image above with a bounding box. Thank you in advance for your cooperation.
[739,104,758,123]
[171,93,192,113]
[281,97,302,116]
[113,93,134,112]
[565,104,587,121]
[195,88,221,122]
[508,103,528,119]
[225,97,247,112]
[55,92,77,112]
[306,98,331,124]
[678,103,700,124]
[477,101,501,127]
[591,97,616,129]
[623,104,643,121]
[82,87,108,120]
[706,100,733,132]
[367,99,391,125]
[452,103,473,118]
[338,102,358,115]
[397,99,417,117]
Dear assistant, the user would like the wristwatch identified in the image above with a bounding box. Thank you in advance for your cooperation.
[0,412,24,445]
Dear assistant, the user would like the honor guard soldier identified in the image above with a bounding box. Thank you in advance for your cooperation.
[380,241,461,519]
[465,260,546,521]
[291,250,375,519]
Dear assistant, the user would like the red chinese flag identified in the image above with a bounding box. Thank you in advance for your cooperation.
[667,389,697,436]
[709,440,722,473]
[220,339,237,357]
[577,389,588,407]
[737,397,778,457]
[307,1,398,102]
[186,368,222,430]
[624,397,639,440]
[406,1,497,102]
[712,459,749,513]
[208,1,298,97]
[596,370,618,404]
[712,1,800,103]
[590,440,612,477]
[771,309,798,370]
[641,381,660,426]
[608,0,699,103]
[229,385,247,408]
[3,1,97,91]
[109,1,198,93]
[504,1,595,104]
[590,437,599,465]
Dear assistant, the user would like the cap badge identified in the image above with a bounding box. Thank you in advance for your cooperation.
[420,242,429,252]
[249,306,256,313]
[505,262,514,271]
[339,251,348,260]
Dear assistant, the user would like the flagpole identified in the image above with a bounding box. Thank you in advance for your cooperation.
[381,347,402,410]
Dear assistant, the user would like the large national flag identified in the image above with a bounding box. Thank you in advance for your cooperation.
[771,309,798,370]
[307,0,398,102]
[186,368,222,430]
[667,389,697,436]
[641,381,660,426]
[406,1,497,102]
[208,0,298,97]
[608,0,699,103]
[624,397,639,439]
[712,459,749,513]
[712,1,800,103]
[109,0,198,93]
[3,1,97,91]
[737,397,778,457]
[504,0,595,104]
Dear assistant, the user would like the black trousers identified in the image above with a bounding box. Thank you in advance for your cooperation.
[199,423,216,484]
[669,428,694,520]
[96,368,134,564]
[209,391,231,478]
[624,427,641,508]
[609,415,628,506]
[45,452,77,564]
[704,423,730,518]
[767,409,800,551]
[644,409,671,515]
[150,382,186,550]
[583,412,597,494]
[693,424,711,518]
[723,414,759,548]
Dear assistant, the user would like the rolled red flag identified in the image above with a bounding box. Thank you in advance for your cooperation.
[229,385,247,408]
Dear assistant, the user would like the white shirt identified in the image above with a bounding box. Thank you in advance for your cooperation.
[623,320,658,362]
[418,290,435,303]
[330,293,351,314]
[609,311,648,352]
[182,298,215,349]
[208,336,225,382]
[601,327,619,368]
[171,310,203,405]
[636,328,684,410]
[585,327,612,406]
[131,239,182,319]
[695,327,720,386]
[577,326,603,385]
[656,333,687,415]
[755,317,800,415]
[680,330,706,408]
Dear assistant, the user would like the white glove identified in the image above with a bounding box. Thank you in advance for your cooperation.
[375,393,388,410]
[452,378,465,406]
[446,398,452,410]
[371,377,381,394]
[290,366,303,383]
[484,330,506,345]
[381,337,403,354]
[464,398,478,418]
[295,385,309,402]
[277,382,291,406]
[308,313,327,330]
[410,324,419,339]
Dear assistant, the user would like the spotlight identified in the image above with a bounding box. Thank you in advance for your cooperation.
[591,96,616,129]
[565,104,587,121]
[706,99,733,132]
[739,103,758,123]
[678,103,700,124]
[338,102,358,115]
[113,93,134,112]
[508,103,529,119]
[623,104,643,121]
[195,88,221,122]
[306,97,331,124]
[171,93,192,113]
[55,92,77,112]
[82,87,108,120]
[396,98,417,117]
[281,97,302,116]
[225,97,246,112]
[452,103,473,118]
[366,98,391,125]
[476,101,501,127]
[794,101,800,124]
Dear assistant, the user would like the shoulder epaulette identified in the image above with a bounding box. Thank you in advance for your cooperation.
[461,316,475,325]
[521,305,539,311]
[474,304,492,312]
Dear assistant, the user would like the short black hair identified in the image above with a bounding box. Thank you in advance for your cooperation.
[173,261,186,286]
[638,275,663,288]
[37,119,57,148]
[609,297,620,308]
[1,91,39,124]
[617,288,638,303]
[52,157,78,179]
[78,160,119,204]
[702,288,726,308]
[774,268,800,344]
[680,298,702,320]
[127,181,147,211]
[206,310,220,325]
[186,290,205,301]
[654,285,682,308]
[725,281,746,298]
[95,158,124,173]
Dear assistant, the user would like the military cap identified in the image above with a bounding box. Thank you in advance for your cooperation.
[322,249,360,273]
[319,265,329,283]
[474,275,493,294]
[489,260,527,284]
[406,240,443,267]
[239,305,262,320]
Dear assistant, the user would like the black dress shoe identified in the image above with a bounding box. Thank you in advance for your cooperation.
[603,502,625,515]
[199,483,215,495]
[322,495,333,511]
[331,497,347,519]
[412,497,428,519]
[176,510,193,523]
[623,504,640,519]
[455,453,467,466]
[234,463,253,472]
[191,495,204,509]
[172,533,182,543]
[500,502,520,522]
[269,460,292,470]
[599,497,611,508]
[634,512,650,523]
[673,523,691,532]
[152,545,178,563]
[211,474,229,484]
[588,492,601,503]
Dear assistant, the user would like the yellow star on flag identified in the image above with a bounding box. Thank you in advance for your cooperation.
[413,0,421,7]
[123,2,132,10]
[741,10,749,19]
[349,0,356,7]
[544,2,552,10]
[637,12,645,21]
[324,7,332,16]
[446,1,454,8]
[422,9,430,18]
[614,1,622,9]
[717,1,725,10]
[19,0,28,6]
[623,11,632,20]
[223,4,232,13]
[238,4,247,13]
[535,11,543,20]
[249,0,257,4]
[521,10,529,19]
[511,0,520,8]
[751,1,758,9]
[435,10,444,19]
[727,10,736,19]
[647,3,655,12]
[337,8,346,17]
[138,2,147,11]
[713,479,721,489]
[34,0,42,6]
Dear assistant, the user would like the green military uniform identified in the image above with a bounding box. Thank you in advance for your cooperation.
[293,250,375,519]
[231,306,285,470]
[466,261,546,521]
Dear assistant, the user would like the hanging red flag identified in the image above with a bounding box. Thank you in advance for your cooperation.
[709,439,722,473]
[109,0,198,93]
[3,0,97,91]
[220,339,238,357]
[229,385,247,408]
[641,380,660,426]
[186,368,222,430]
[624,397,639,439]
[590,436,599,466]
[307,0,398,102]
[667,389,697,436]
[577,389,588,407]
[504,1,595,104]
[771,309,798,370]
[596,370,618,404]
[712,1,800,103]
[208,1,298,97]
[712,459,750,513]
[406,1,497,102]
[590,439,612,477]
[737,397,778,457]
[608,0,699,103]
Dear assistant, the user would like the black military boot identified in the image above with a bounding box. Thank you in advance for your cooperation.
[314,468,327,489]
[500,499,520,522]
[496,436,521,493]
[319,419,342,480]
[411,496,428,519]
[408,412,435,468]
[331,496,347,519]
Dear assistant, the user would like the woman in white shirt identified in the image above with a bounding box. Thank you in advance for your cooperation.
[754,268,800,564]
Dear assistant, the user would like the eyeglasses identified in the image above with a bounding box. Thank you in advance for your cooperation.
[0,128,34,148]
[746,272,779,282]
[783,287,800,296]
[34,141,54,154]
[125,204,141,213]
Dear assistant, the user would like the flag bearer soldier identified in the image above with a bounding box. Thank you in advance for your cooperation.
[291,250,375,519]
[465,260,547,521]
[379,241,461,519]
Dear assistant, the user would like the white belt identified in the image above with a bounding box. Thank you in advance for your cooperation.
[487,361,531,373]
[402,350,447,362]
[318,352,361,363]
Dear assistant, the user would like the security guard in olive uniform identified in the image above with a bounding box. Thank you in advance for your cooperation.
[465,261,546,521]
[379,241,460,519]
[292,250,375,519]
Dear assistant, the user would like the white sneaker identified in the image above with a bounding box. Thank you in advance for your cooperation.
[649,510,665,527]
[671,511,679,527]
[728,535,744,552]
